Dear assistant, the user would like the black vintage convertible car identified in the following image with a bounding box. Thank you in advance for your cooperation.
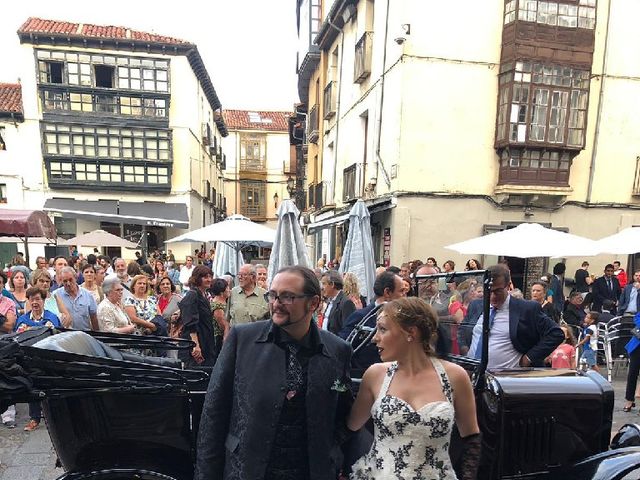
[0,269,639,479]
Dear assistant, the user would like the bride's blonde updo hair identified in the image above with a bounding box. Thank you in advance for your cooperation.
[381,297,439,356]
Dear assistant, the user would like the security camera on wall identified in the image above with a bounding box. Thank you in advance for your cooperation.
[394,37,406,45]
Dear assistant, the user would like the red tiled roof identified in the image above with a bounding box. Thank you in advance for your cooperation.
[222,110,291,132]
[0,83,23,115]
[18,17,191,46]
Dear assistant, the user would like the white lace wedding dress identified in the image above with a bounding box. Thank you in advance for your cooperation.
[351,358,458,480]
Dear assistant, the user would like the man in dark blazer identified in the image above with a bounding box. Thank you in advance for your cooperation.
[468,264,563,368]
[618,270,640,315]
[592,264,622,313]
[320,270,356,335]
[194,266,353,480]
[338,271,404,378]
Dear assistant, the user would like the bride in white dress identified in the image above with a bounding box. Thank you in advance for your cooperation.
[347,297,481,480]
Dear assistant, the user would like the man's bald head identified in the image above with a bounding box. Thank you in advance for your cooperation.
[416,265,439,298]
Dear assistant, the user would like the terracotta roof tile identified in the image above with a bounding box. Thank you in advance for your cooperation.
[18,17,191,46]
[0,83,23,115]
[222,110,291,132]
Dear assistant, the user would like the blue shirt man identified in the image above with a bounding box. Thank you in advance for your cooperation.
[53,267,98,330]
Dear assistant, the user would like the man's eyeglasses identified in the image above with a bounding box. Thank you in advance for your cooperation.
[264,291,313,305]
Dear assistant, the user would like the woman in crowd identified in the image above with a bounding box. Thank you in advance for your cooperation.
[465,259,482,271]
[29,269,71,328]
[154,260,168,286]
[209,278,231,348]
[178,265,216,366]
[156,276,181,319]
[97,275,135,334]
[123,275,158,336]
[81,264,103,304]
[446,280,477,355]
[348,297,480,480]
[343,272,365,309]
[426,257,440,272]
[158,260,182,345]
[531,282,552,310]
[8,267,29,318]
[0,271,17,334]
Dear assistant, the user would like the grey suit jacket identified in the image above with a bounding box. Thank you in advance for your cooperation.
[194,320,353,480]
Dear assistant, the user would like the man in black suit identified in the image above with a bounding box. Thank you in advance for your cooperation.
[320,270,356,336]
[468,264,563,368]
[591,264,622,314]
[194,266,353,480]
[338,271,404,377]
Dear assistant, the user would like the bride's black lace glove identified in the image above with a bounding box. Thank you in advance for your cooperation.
[457,432,481,480]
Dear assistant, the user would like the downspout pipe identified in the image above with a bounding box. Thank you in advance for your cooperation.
[586,0,613,203]
[375,0,392,189]
[327,16,345,206]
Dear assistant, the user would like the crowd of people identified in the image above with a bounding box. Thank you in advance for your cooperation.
[2,247,630,479]
[0,249,272,431]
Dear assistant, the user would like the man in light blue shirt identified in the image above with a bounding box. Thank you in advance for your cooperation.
[54,267,98,330]
[619,270,640,315]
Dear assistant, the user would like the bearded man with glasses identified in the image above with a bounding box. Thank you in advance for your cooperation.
[195,266,354,480]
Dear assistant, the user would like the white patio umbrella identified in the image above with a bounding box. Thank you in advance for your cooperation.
[597,227,640,254]
[445,223,599,258]
[267,199,311,283]
[60,229,138,249]
[339,200,376,303]
[212,240,244,279]
[165,214,276,251]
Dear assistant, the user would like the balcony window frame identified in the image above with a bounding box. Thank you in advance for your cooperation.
[36,49,170,93]
[496,61,590,150]
[45,157,171,190]
[239,133,267,171]
[323,81,337,119]
[307,104,319,143]
[504,0,597,30]
[41,87,168,119]
[497,147,573,186]
[343,164,359,202]
[43,123,171,162]
[240,180,267,219]
[354,32,373,83]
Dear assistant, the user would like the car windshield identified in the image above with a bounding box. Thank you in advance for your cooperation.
[412,269,490,380]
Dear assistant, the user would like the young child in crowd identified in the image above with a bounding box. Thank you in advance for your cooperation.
[547,325,577,368]
[577,312,599,372]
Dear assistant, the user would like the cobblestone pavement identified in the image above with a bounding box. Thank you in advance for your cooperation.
[0,405,59,480]
[0,371,639,479]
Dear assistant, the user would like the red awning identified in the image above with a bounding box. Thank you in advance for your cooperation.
[0,209,56,239]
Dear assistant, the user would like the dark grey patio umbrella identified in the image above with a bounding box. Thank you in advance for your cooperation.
[339,200,376,304]
[267,199,311,283]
